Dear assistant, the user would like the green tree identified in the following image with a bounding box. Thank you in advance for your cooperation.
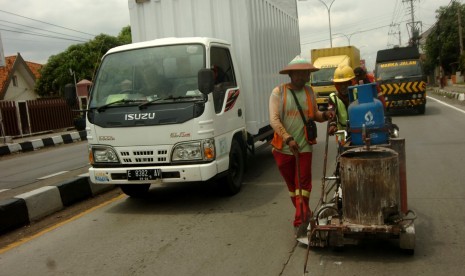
[118,26,132,45]
[35,26,132,97]
[423,2,464,75]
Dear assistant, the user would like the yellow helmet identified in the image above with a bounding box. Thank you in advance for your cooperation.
[333,65,355,83]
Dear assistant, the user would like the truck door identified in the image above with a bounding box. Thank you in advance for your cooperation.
[210,47,238,114]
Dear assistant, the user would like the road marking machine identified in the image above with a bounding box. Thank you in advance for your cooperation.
[299,83,417,272]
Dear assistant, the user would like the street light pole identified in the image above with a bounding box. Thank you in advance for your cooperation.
[318,0,336,47]
[69,68,78,95]
[69,68,79,108]
[332,31,363,46]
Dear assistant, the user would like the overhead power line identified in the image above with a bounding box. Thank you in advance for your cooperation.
[0,19,91,41]
[0,9,96,37]
[301,24,393,45]
[0,28,88,43]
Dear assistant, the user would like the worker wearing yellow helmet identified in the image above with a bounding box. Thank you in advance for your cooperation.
[327,65,355,136]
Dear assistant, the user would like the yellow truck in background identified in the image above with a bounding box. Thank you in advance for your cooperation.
[310,46,360,110]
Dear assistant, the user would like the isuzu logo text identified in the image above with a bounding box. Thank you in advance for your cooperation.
[99,136,115,141]
[125,113,156,120]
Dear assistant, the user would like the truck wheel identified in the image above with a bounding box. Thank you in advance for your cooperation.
[402,249,415,256]
[417,104,425,114]
[120,184,150,197]
[220,139,245,196]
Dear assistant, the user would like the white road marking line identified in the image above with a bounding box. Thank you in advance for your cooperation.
[427,96,465,114]
[78,173,89,177]
[37,171,69,180]
[0,189,10,193]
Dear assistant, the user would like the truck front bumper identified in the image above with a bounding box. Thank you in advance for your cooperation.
[386,98,426,109]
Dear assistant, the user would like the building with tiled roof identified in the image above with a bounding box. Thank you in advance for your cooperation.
[0,53,42,101]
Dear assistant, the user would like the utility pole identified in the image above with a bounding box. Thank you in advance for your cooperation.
[399,28,402,46]
[458,2,464,55]
[389,23,402,46]
[408,0,414,29]
[0,32,6,67]
[437,16,444,88]
[403,0,422,48]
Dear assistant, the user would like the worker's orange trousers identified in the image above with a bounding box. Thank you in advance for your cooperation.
[272,150,312,227]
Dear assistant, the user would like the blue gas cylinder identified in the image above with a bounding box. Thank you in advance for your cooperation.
[348,83,388,145]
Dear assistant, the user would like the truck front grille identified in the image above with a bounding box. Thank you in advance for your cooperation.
[117,147,169,164]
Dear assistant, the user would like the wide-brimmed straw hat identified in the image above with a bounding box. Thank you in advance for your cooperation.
[279,55,319,74]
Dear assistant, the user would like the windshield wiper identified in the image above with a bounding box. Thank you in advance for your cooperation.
[138,97,164,109]
[97,99,138,112]
[138,95,198,109]
[165,95,197,100]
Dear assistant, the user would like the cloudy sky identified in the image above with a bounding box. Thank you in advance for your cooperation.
[0,0,454,71]
[297,0,452,71]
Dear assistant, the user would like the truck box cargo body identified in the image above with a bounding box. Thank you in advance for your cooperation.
[86,0,300,197]
[129,0,299,135]
[375,46,426,114]
[310,46,360,109]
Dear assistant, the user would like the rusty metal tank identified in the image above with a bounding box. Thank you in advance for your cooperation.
[340,147,400,225]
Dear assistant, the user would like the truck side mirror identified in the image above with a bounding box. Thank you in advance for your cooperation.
[198,69,214,94]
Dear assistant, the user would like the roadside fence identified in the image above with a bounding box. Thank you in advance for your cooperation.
[0,98,80,138]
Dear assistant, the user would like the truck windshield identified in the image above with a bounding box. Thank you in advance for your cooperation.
[89,44,206,109]
[375,60,423,80]
[311,67,335,86]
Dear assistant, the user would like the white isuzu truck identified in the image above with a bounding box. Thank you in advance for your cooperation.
[86,0,300,197]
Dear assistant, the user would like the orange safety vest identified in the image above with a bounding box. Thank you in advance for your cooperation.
[271,84,316,150]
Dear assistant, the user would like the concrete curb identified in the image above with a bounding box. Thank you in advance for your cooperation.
[0,198,29,234]
[432,88,465,101]
[0,129,117,234]
[0,130,87,157]
[15,186,64,222]
[0,176,115,234]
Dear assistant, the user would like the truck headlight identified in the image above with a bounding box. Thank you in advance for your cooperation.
[90,146,120,164]
[172,139,215,162]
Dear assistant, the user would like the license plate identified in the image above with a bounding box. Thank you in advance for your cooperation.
[127,169,161,181]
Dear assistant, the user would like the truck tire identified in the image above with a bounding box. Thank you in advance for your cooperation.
[120,184,150,197]
[417,104,425,114]
[219,139,245,196]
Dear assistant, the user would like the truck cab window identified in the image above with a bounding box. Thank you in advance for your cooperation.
[211,47,236,85]
[211,47,236,113]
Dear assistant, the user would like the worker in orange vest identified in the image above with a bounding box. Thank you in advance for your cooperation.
[269,56,334,238]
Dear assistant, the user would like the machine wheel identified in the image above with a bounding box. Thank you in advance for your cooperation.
[219,139,245,196]
[120,184,150,197]
[399,223,415,254]
[328,230,345,248]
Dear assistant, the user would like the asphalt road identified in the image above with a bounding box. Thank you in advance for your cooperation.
[1,94,465,275]
[0,142,89,190]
